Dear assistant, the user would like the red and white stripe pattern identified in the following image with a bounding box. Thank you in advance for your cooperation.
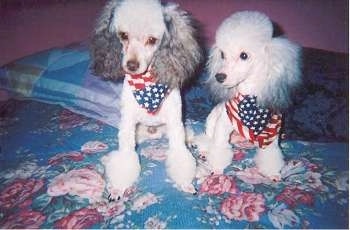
[126,71,155,91]
[225,93,282,148]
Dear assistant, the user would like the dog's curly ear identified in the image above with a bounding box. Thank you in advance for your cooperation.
[153,3,203,88]
[90,0,123,80]
[258,37,302,111]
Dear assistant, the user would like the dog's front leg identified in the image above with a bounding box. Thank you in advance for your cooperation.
[102,86,141,200]
[254,139,285,181]
[205,104,234,175]
[163,90,196,194]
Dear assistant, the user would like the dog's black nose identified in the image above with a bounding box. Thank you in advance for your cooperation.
[126,60,140,72]
[215,73,227,83]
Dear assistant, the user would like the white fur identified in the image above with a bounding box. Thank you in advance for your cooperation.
[113,0,166,75]
[102,0,197,199]
[198,11,301,180]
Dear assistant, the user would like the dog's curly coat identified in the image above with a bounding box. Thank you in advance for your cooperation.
[90,0,202,199]
[196,11,301,180]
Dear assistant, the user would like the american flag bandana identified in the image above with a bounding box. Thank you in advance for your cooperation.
[126,70,169,114]
[225,93,282,148]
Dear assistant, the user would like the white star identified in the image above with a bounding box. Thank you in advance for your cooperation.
[144,97,149,101]
[136,95,141,100]
[144,102,149,108]
[152,88,158,92]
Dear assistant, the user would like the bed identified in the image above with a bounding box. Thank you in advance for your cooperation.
[0,43,348,228]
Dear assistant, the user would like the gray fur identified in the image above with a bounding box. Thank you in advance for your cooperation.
[90,0,123,81]
[90,1,203,88]
[153,3,203,88]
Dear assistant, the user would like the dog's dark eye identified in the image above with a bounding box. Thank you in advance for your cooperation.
[146,37,158,46]
[240,52,248,60]
[220,50,225,59]
[118,32,128,41]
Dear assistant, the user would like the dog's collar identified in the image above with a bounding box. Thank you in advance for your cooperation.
[225,92,282,148]
[126,70,169,114]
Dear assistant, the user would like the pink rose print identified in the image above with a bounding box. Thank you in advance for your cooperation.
[131,192,159,213]
[276,186,314,208]
[81,141,108,154]
[220,192,266,222]
[232,149,246,161]
[229,130,255,149]
[48,151,84,165]
[47,168,105,202]
[0,178,44,209]
[140,147,167,161]
[59,109,89,130]
[236,167,272,185]
[0,210,46,228]
[54,207,103,229]
[144,216,167,229]
[200,174,238,195]
[18,198,33,209]
[304,161,319,172]
[94,200,126,217]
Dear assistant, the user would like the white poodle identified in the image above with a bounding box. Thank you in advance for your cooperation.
[196,11,301,180]
[90,0,202,200]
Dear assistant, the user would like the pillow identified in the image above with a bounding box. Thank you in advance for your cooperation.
[0,43,122,127]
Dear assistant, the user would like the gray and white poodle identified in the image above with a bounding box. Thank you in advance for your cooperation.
[195,11,301,181]
[90,0,202,200]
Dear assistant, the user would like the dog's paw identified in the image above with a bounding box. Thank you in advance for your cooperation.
[179,184,198,195]
[102,151,141,199]
[255,159,283,182]
[205,146,233,174]
[166,148,196,193]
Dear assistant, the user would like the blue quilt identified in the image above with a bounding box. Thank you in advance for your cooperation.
[0,44,348,229]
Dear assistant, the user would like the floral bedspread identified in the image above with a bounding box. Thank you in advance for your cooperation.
[0,96,348,229]
[0,45,348,228]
